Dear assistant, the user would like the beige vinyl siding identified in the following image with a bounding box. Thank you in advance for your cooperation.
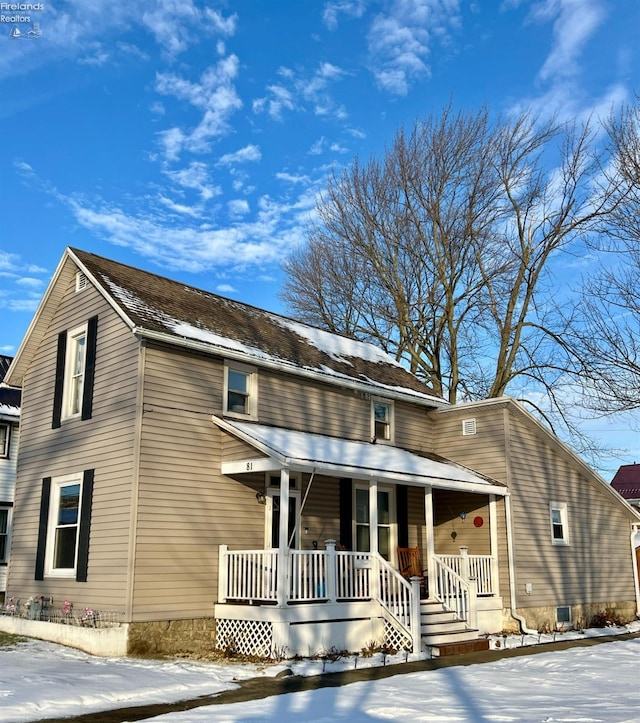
[432,490,491,556]
[259,370,369,440]
[7,274,138,611]
[134,345,265,620]
[298,475,340,550]
[506,408,636,608]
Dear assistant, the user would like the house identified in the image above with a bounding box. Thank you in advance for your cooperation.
[0,355,20,603]
[612,464,640,509]
[1,248,638,658]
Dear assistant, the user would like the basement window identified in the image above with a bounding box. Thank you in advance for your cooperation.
[556,606,571,627]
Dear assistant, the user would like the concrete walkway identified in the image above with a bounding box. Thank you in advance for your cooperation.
[36,631,640,723]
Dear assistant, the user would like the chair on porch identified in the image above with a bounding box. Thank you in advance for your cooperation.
[397,547,428,598]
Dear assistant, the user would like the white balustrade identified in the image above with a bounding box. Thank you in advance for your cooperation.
[435,553,494,596]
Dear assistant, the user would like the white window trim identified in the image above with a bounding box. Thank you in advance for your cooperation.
[62,323,88,420]
[223,361,258,420]
[0,506,11,564]
[556,605,571,628]
[371,398,394,444]
[550,501,569,546]
[353,483,396,562]
[45,473,83,578]
[0,422,10,458]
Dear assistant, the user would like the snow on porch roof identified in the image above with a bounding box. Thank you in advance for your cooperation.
[213,416,508,496]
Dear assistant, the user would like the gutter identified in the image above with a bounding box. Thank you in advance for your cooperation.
[135,326,448,410]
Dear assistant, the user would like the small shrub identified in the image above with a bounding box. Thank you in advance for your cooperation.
[590,608,624,628]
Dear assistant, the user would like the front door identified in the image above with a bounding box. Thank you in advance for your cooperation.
[266,474,301,549]
[354,485,395,561]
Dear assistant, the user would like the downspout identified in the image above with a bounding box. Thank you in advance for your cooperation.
[505,494,537,634]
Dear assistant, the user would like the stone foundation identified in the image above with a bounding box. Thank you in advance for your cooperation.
[504,600,638,633]
[127,618,218,657]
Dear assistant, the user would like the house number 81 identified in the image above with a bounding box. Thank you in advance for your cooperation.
[246,462,253,471]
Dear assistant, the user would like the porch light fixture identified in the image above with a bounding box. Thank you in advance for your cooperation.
[256,491,266,505]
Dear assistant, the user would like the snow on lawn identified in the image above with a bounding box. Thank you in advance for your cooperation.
[1,624,639,722]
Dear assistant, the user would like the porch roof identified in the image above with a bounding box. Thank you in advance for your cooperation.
[212,416,508,496]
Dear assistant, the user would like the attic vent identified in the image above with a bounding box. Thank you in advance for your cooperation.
[462,418,477,436]
[76,271,88,292]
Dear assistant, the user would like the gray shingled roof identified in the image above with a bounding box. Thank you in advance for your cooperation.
[0,354,21,411]
[72,249,443,404]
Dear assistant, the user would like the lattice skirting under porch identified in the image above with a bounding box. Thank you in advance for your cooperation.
[383,619,412,652]
[215,618,274,658]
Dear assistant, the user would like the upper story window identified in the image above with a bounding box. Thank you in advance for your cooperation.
[64,325,87,418]
[224,361,257,418]
[372,399,394,443]
[550,502,569,545]
[52,316,98,429]
[0,423,9,458]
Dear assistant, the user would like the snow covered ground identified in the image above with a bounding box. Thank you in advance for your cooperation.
[1,624,639,722]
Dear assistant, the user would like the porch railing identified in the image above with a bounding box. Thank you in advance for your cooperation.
[436,552,494,596]
[218,543,420,650]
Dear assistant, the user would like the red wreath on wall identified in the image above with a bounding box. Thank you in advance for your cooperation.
[473,516,484,528]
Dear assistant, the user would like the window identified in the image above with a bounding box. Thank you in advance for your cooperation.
[354,485,395,561]
[64,325,87,418]
[371,399,394,443]
[0,423,9,458]
[36,470,94,581]
[46,475,82,576]
[52,316,98,428]
[550,502,569,545]
[224,362,257,418]
[556,605,571,627]
[0,507,10,563]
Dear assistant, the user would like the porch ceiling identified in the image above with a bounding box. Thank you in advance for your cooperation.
[212,416,508,496]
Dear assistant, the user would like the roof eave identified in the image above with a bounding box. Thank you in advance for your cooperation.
[136,327,447,409]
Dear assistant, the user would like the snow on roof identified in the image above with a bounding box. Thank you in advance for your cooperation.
[216,417,507,494]
[72,248,445,406]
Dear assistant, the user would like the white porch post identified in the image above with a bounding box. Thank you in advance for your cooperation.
[218,544,228,603]
[489,494,499,596]
[369,479,379,599]
[276,468,290,607]
[410,576,422,653]
[424,485,435,596]
[325,539,337,603]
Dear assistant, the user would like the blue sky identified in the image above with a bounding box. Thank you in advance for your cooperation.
[1,0,639,474]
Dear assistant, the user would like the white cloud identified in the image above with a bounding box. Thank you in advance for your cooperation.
[16,277,44,288]
[216,283,237,293]
[276,172,310,184]
[366,0,462,95]
[228,199,250,216]
[0,1,237,82]
[164,161,220,201]
[253,62,348,122]
[218,145,262,166]
[322,0,368,30]
[155,55,242,159]
[533,0,605,83]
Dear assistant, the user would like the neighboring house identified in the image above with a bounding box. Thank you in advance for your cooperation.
[1,248,639,658]
[0,355,20,603]
[611,464,640,509]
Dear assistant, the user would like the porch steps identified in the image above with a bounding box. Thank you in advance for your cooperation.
[420,600,489,656]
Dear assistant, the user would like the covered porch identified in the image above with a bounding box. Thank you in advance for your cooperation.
[212,417,509,657]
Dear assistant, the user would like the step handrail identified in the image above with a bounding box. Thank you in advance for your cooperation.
[433,556,477,626]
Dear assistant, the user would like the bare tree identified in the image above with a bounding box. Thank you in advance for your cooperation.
[569,100,640,414]
[283,104,618,416]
